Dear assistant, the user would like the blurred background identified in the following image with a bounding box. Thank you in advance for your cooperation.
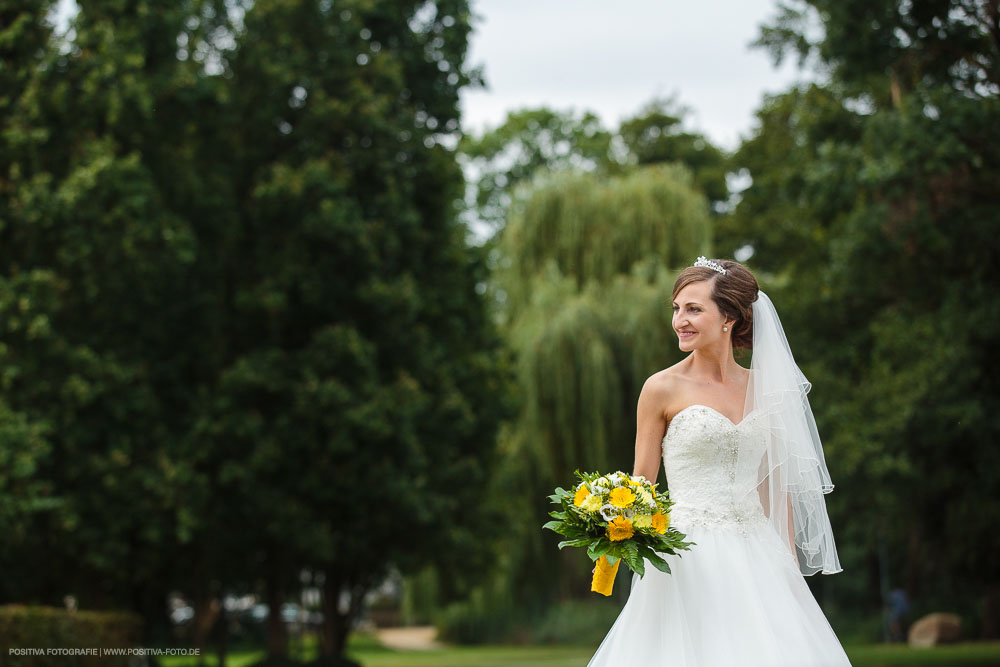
[1,0,998,665]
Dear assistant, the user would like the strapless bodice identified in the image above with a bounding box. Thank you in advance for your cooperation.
[661,405,769,534]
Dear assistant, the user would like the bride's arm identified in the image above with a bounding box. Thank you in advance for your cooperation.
[787,495,800,568]
[632,375,670,483]
[757,458,801,569]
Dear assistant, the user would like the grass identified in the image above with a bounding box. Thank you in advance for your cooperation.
[845,641,1000,666]
[158,634,1000,667]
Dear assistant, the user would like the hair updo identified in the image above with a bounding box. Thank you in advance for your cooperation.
[672,259,759,350]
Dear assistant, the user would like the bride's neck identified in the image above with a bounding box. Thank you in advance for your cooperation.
[686,347,741,384]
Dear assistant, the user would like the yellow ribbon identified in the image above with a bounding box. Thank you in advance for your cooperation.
[591,554,620,596]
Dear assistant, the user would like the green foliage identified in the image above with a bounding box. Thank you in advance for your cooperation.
[0,0,512,657]
[618,97,729,209]
[725,0,1000,636]
[756,0,999,100]
[434,584,518,645]
[458,108,614,227]
[458,100,727,232]
[527,600,623,646]
[0,605,142,667]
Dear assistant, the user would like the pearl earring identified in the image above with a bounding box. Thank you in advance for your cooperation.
[723,327,728,332]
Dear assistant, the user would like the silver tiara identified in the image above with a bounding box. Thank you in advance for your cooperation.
[693,256,726,275]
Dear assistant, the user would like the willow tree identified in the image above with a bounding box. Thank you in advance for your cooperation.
[490,163,711,607]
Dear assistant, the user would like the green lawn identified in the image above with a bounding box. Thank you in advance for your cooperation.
[845,641,1000,666]
[159,634,1000,667]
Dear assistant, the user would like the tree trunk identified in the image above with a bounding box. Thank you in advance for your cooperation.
[318,573,336,657]
[904,523,922,598]
[319,574,346,658]
[319,571,367,658]
[191,595,219,666]
[265,570,288,659]
[983,583,1000,639]
[217,596,227,667]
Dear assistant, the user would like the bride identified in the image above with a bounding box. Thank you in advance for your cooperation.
[588,257,852,666]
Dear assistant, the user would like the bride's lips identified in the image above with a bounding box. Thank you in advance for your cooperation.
[677,330,697,339]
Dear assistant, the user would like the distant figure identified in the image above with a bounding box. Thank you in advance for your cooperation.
[588,257,850,667]
[887,588,910,642]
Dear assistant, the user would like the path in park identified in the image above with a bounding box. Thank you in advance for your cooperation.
[375,626,442,650]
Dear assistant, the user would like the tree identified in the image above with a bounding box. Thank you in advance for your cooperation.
[458,108,615,230]
[618,97,729,211]
[458,100,729,234]
[0,0,512,660]
[724,0,1000,636]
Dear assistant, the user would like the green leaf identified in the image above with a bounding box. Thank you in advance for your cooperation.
[646,554,672,575]
[637,545,672,574]
[558,538,592,550]
[541,520,569,534]
[587,538,612,561]
[622,541,644,577]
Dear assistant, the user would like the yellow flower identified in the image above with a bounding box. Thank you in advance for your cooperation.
[607,516,634,542]
[632,514,653,529]
[651,512,670,534]
[582,495,603,513]
[573,485,591,507]
[608,487,636,508]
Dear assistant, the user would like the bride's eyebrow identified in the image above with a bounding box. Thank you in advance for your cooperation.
[672,301,703,306]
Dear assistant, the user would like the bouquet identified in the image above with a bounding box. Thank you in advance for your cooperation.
[543,470,694,596]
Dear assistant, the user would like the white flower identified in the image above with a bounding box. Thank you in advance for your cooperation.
[599,504,619,521]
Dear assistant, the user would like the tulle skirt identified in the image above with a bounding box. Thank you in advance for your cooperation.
[587,521,852,667]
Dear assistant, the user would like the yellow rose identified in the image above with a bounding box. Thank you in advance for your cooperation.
[573,485,591,507]
[632,514,653,529]
[582,495,603,513]
[608,487,636,508]
[607,516,634,542]
[651,512,670,534]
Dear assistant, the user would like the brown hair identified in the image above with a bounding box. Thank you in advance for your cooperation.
[672,259,759,350]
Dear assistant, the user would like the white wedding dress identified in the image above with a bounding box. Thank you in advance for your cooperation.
[588,404,852,667]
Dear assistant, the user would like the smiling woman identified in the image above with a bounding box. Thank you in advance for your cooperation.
[672,258,758,354]
[587,256,849,667]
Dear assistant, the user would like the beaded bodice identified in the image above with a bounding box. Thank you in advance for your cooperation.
[661,405,769,534]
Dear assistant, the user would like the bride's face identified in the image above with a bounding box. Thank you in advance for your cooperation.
[672,280,728,351]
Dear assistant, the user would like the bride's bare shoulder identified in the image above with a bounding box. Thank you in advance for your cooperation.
[641,362,692,409]
[639,361,691,417]
[646,360,692,388]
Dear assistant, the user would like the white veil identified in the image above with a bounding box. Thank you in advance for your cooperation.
[738,290,842,575]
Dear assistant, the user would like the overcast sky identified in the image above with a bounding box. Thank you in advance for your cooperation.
[458,0,808,151]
